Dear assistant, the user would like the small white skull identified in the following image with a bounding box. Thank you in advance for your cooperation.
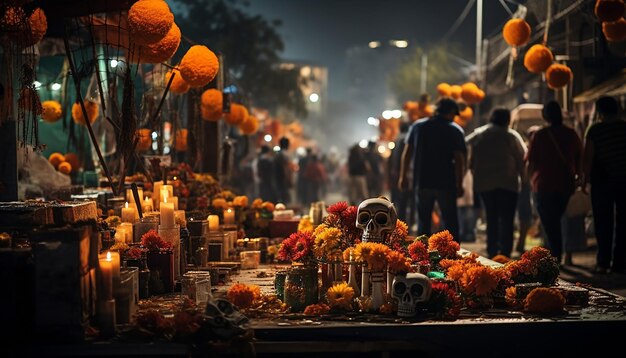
[356,198,397,243]
[392,273,432,317]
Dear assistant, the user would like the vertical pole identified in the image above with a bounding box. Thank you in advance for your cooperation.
[420,53,428,94]
[475,0,483,81]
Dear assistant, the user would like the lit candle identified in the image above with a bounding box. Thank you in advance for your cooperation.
[175,210,186,227]
[170,196,179,210]
[117,222,134,244]
[121,202,137,223]
[208,215,219,231]
[99,251,113,300]
[153,181,163,208]
[126,188,143,205]
[160,189,169,204]
[224,208,235,225]
[142,196,153,213]
[160,196,175,229]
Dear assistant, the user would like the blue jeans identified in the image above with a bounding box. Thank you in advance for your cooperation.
[480,189,518,258]
[534,191,570,262]
[417,188,459,242]
[591,184,626,271]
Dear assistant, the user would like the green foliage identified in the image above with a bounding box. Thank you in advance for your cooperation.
[174,0,306,117]
[388,44,468,103]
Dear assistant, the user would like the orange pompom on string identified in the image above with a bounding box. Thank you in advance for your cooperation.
[48,153,65,169]
[436,83,452,97]
[200,88,223,121]
[502,18,531,47]
[127,0,174,45]
[132,23,181,64]
[523,44,554,73]
[602,18,626,42]
[165,69,190,95]
[239,116,259,135]
[71,100,100,125]
[179,45,220,88]
[41,100,62,123]
[546,64,573,89]
[224,103,249,126]
[450,85,462,100]
[58,162,72,175]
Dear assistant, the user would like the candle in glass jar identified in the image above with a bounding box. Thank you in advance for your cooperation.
[208,215,219,231]
[160,197,175,229]
[224,208,235,225]
[117,222,134,244]
[121,202,137,223]
[142,196,153,213]
[99,251,113,300]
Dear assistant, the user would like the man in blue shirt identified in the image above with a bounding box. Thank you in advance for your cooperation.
[398,98,467,242]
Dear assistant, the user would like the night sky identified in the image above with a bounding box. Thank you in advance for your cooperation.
[245,0,516,98]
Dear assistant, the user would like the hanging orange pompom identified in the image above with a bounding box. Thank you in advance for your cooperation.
[201,106,222,121]
[165,69,190,94]
[523,44,553,73]
[461,82,482,104]
[71,101,99,125]
[459,106,473,121]
[436,83,452,97]
[41,100,62,123]
[64,153,81,171]
[133,22,180,63]
[58,162,72,175]
[48,153,65,169]
[454,116,468,128]
[136,128,153,151]
[127,0,174,45]
[224,104,249,126]
[175,129,188,151]
[546,64,573,89]
[602,18,626,42]
[502,18,531,47]
[595,0,625,23]
[403,100,418,112]
[179,45,220,88]
[1,6,26,32]
[201,88,223,112]
[450,85,462,100]
[239,116,259,135]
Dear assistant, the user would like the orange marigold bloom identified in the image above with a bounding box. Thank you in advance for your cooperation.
[521,246,552,263]
[546,64,573,89]
[179,45,220,88]
[200,89,223,118]
[303,303,330,316]
[127,0,174,45]
[211,198,228,209]
[524,287,565,315]
[394,219,408,238]
[227,283,261,309]
[502,18,531,47]
[41,100,62,123]
[461,266,499,297]
[165,69,190,95]
[386,251,411,274]
[224,103,249,126]
[48,152,65,169]
[326,282,355,310]
[428,230,460,259]
[239,115,259,135]
[491,254,511,264]
[523,44,553,74]
[134,22,181,64]
[58,161,72,174]
[408,239,429,262]
[436,83,452,97]
[71,100,99,125]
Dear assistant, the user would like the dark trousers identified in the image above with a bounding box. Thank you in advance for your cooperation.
[392,188,414,225]
[417,188,459,242]
[480,189,518,258]
[534,191,570,262]
[591,184,626,271]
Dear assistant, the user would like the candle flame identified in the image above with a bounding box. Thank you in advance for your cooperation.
[106,251,112,261]
[164,196,168,203]
[145,196,149,202]
[227,208,232,213]
[125,202,129,209]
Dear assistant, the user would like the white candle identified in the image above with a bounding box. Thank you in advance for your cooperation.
[224,208,235,225]
[117,222,134,244]
[142,196,153,213]
[208,215,219,231]
[170,196,179,210]
[126,188,143,205]
[121,202,137,223]
[99,251,113,300]
[160,189,169,203]
[160,196,175,229]
[153,181,162,208]
[109,251,121,289]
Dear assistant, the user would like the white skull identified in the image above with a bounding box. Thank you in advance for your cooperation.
[356,198,397,243]
[392,273,432,317]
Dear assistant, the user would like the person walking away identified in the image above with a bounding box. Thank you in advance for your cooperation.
[466,108,527,258]
[583,96,626,274]
[257,145,277,202]
[526,101,583,264]
[366,141,383,197]
[399,98,467,242]
[274,137,293,204]
[389,121,412,224]
[298,148,312,209]
[348,144,369,205]
[304,154,327,203]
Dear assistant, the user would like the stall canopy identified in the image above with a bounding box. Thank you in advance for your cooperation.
[573,69,626,104]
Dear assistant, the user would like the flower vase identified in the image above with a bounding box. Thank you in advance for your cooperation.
[361,265,370,297]
[334,262,343,282]
[370,271,385,310]
[321,262,334,291]
[159,225,180,280]
[146,251,174,294]
[284,264,319,312]
[124,254,150,299]
[347,262,360,297]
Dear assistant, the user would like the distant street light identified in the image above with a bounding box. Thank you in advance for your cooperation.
[391,110,402,118]
[382,110,393,120]
[359,139,369,149]
[51,82,62,91]
[110,59,119,68]
[33,81,42,89]
[368,41,381,49]
[390,40,409,48]
[377,145,386,154]
[388,142,396,150]
[264,134,272,142]
[309,93,319,103]
[367,117,379,126]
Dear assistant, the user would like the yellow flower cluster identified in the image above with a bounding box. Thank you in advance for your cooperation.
[354,242,390,271]
[326,282,355,311]
[313,227,342,260]
[298,216,313,233]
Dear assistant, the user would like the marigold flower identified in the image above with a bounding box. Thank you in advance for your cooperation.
[408,239,429,262]
[297,216,313,233]
[313,227,342,259]
[239,116,259,135]
[491,254,511,264]
[303,303,330,316]
[211,198,228,209]
[133,22,180,63]
[461,266,499,297]
[524,44,553,74]
[354,242,390,271]
[71,100,99,125]
[326,282,355,310]
[227,283,261,309]
[386,251,411,274]
[41,100,62,123]
[524,287,565,315]
[428,230,460,260]
[179,45,219,88]
[224,103,249,125]
[128,0,174,45]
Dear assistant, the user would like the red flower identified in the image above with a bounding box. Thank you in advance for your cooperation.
[278,231,314,263]
[328,201,348,215]
[408,240,429,262]
[141,229,171,252]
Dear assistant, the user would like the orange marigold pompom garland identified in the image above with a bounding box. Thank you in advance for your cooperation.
[174,129,188,151]
[502,18,531,47]
[127,0,174,45]
[524,287,565,315]
[48,152,65,169]
[134,22,181,64]
[546,64,573,89]
[165,69,190,95]
[227,283,261,309]
[602,18,626,42]
[58,162,72,174]
[64,153,81,171]
[408,239,429,263]
[239,116,259,135]
[179,45,220,88]
[523,44,554,73]
[450,85,463,100]
[386,251,411,274]
[427,230,460,260]
[326,282,355,310]
[595,0,625,23]
[71,101,100,125]
[41,100,62,123]
[224,104,249,125]
[200,88,223,120]
[436,83,452,97]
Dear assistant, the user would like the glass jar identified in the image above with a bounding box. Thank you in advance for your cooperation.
[274,270,287,301]
[284,264,319,312]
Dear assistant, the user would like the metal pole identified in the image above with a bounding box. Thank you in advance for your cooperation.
[420,53,428,94]
[475,0,483,81]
